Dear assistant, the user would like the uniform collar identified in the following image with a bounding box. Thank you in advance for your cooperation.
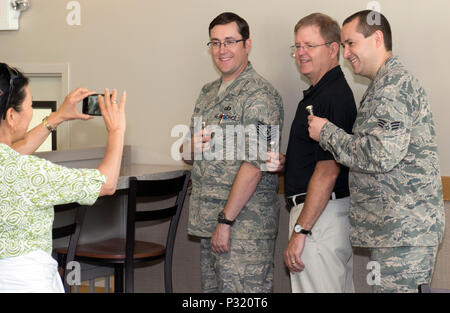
[360,55,400,107]
[219,61,254,86]
[215,61,254,101]
[200,62,255,114]
[372,55,400,83]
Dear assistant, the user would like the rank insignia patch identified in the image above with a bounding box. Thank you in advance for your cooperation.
[377,119,401,131]
[257,121,280,144]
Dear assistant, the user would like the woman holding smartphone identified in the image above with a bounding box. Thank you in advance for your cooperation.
[0,63,126,292]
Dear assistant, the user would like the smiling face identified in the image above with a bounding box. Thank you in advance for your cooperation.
[294,25,338,86]
[209,22,251,82]
[341,18,380,79]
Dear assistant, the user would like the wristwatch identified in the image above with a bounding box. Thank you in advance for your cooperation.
[217,211,235,226]
[42,116,57,132]
[294,224,312,235]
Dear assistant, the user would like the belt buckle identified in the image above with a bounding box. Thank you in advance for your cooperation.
[330,192,336,200]
[289,193,306,207]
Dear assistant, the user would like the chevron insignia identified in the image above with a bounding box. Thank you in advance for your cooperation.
[257,121,271,142]
[377,119,401,131]
[257,121,281,144]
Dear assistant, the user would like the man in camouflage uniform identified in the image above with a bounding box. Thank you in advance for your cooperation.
[308,10,444,293]
[182,12,283,292]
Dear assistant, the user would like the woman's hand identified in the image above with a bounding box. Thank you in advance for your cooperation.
[12,87,95,154]
[98,88,126,134]
[51,88,95,126]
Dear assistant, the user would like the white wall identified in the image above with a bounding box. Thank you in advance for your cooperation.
[1,0,449,173]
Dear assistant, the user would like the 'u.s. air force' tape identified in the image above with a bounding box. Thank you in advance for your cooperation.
[377,119,401,131]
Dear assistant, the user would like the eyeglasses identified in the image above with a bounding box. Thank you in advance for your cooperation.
[290,42,332,58]
[0,64,19,113]
[207,39,245,50]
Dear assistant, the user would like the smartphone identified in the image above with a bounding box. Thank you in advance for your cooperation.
[82,94,104,116]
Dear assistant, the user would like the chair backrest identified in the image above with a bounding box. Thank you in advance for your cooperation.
[124,170,191,284]
[53,203,86,293]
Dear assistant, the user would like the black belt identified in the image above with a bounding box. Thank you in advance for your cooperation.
[286,191,349,209]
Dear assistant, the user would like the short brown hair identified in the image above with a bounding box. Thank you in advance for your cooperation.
[294,13,341,59]
[343,10,392,51]
[294,13,341,45]
[209,12,249,41]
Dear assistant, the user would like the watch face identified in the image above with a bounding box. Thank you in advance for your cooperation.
[294,224,302,233]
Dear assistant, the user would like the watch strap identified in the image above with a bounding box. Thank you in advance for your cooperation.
[294,224,312,235]
[42,116,57,132]
[298,229,312,235]
[217,211,235,226]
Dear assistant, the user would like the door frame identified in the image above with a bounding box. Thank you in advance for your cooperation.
[12,63,70,150]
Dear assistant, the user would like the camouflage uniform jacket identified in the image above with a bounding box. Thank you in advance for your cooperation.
[188,62,284,239]
[319,56,444,247]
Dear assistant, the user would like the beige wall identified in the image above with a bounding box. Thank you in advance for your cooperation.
[1,0,449,173]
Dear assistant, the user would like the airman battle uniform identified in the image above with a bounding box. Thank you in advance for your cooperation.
[319,56,444,292]
[188,62,284,292]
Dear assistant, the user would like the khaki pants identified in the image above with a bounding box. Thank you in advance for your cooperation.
[289,197,354,293]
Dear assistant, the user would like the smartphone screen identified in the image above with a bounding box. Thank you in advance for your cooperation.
[82,94,102,116]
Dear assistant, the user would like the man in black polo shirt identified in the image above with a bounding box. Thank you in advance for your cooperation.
[283,13,357,292]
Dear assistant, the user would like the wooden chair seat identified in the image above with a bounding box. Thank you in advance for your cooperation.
[55,238,165,260]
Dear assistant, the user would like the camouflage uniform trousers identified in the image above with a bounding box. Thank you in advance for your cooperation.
[200,238,275,293]
[368,245,438,293]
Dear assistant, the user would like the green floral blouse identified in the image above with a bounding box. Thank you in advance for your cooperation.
[0,144,106,259]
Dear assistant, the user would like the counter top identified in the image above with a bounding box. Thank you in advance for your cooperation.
[34,146,191,190]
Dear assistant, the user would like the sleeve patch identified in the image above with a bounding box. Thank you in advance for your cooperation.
[377,119,401,131]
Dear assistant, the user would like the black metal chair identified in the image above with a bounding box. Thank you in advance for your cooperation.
[419,284,450,293]
[70,170,191,293]
[53,203,87,293]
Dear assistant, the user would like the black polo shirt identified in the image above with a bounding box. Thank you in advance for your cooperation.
[284,65,357,197]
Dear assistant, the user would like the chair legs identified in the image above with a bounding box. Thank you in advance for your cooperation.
[125,259,134,293]
[55,253,71,293]
[114,262,134,293]
[114,264,124,293]
[164,255,173,293]
[114,259,172,293]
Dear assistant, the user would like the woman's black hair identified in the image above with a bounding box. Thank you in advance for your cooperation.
[0,63,29,122]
